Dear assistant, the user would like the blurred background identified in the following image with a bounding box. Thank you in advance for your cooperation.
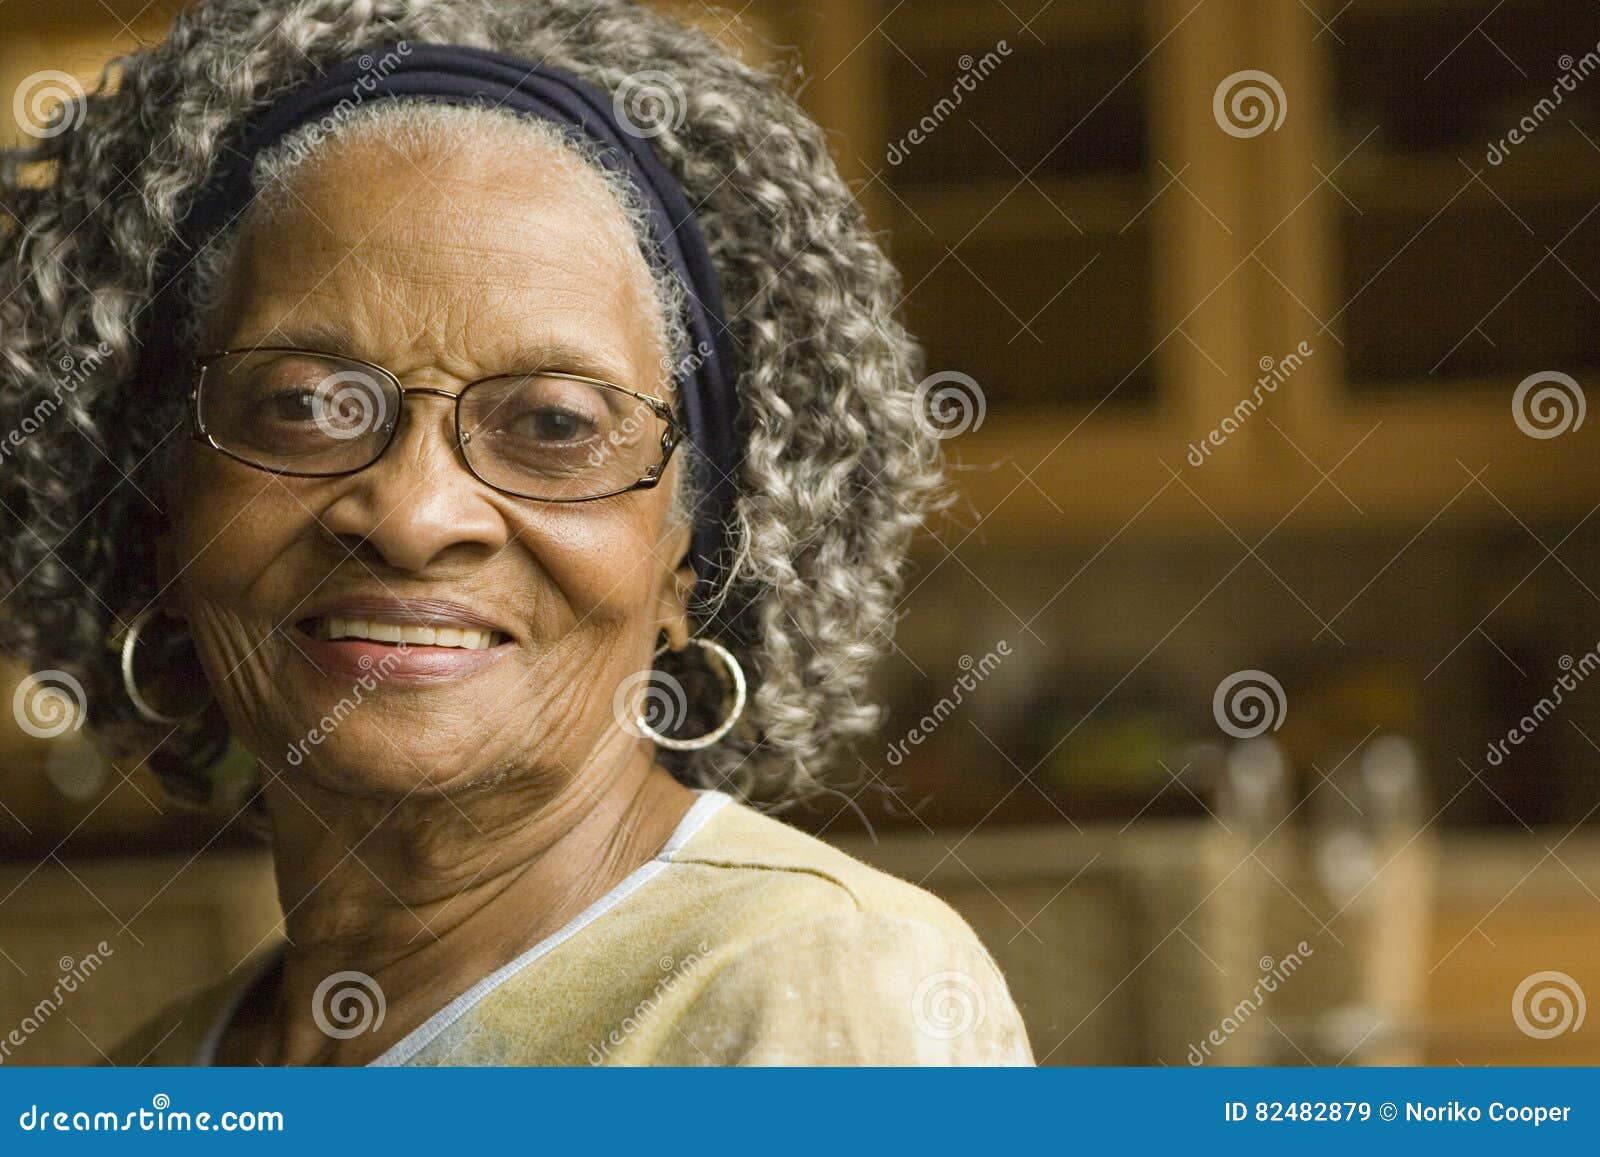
[3,0,1600,1066]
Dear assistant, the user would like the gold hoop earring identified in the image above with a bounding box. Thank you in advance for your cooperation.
[118,605,211,726]
[634,638,746,751]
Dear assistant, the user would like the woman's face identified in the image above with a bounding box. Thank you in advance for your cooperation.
[158,129,693,797]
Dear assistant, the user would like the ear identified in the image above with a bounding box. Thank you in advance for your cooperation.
[652,518,696,652]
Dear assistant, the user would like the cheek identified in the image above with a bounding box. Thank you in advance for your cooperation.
[512,496,677,633]
[157,455,312,754]
[164,451,298,607]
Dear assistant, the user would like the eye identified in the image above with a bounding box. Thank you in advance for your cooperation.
[257,388,319,423]
[236,358,339,417]
[507,405,596,443]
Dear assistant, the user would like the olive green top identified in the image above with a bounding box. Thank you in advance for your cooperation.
[109,790,1034,1066]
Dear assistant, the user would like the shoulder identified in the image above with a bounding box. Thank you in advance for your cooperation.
[669,795,979,937]
[647,797,1034,1066]
[658,907,1033,1065]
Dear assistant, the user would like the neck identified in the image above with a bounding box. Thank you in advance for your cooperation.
[246,747,697,1066]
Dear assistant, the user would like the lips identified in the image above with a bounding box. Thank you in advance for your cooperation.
[291,596,516,684]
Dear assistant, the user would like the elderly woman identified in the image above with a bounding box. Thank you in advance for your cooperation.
[0,0,1031,1066]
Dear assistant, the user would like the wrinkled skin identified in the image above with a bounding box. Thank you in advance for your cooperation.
[154,128,699,1065]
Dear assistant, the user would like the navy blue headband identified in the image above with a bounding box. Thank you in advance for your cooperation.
[143,42,739,589]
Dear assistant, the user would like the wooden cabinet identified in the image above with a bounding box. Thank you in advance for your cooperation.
[735,0,1600,543]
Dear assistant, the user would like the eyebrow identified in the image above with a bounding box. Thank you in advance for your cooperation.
[244,322,640,386]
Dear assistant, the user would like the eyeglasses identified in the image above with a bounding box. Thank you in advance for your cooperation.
[189,347,683,503]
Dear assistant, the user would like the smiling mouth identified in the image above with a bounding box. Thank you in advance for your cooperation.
[297,616,510,650]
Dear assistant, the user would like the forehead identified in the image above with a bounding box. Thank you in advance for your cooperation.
[215,125,663,386]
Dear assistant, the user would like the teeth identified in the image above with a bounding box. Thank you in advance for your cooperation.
[317,617,500,649]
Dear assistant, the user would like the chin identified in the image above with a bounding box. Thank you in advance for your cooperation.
[270,723,488,798]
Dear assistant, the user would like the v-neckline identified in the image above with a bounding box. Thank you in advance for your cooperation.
[197,788,732,1066]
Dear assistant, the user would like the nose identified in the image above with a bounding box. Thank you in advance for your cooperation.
[316,392,510,572]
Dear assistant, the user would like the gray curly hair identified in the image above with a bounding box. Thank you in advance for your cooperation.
[0,0,942,810]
